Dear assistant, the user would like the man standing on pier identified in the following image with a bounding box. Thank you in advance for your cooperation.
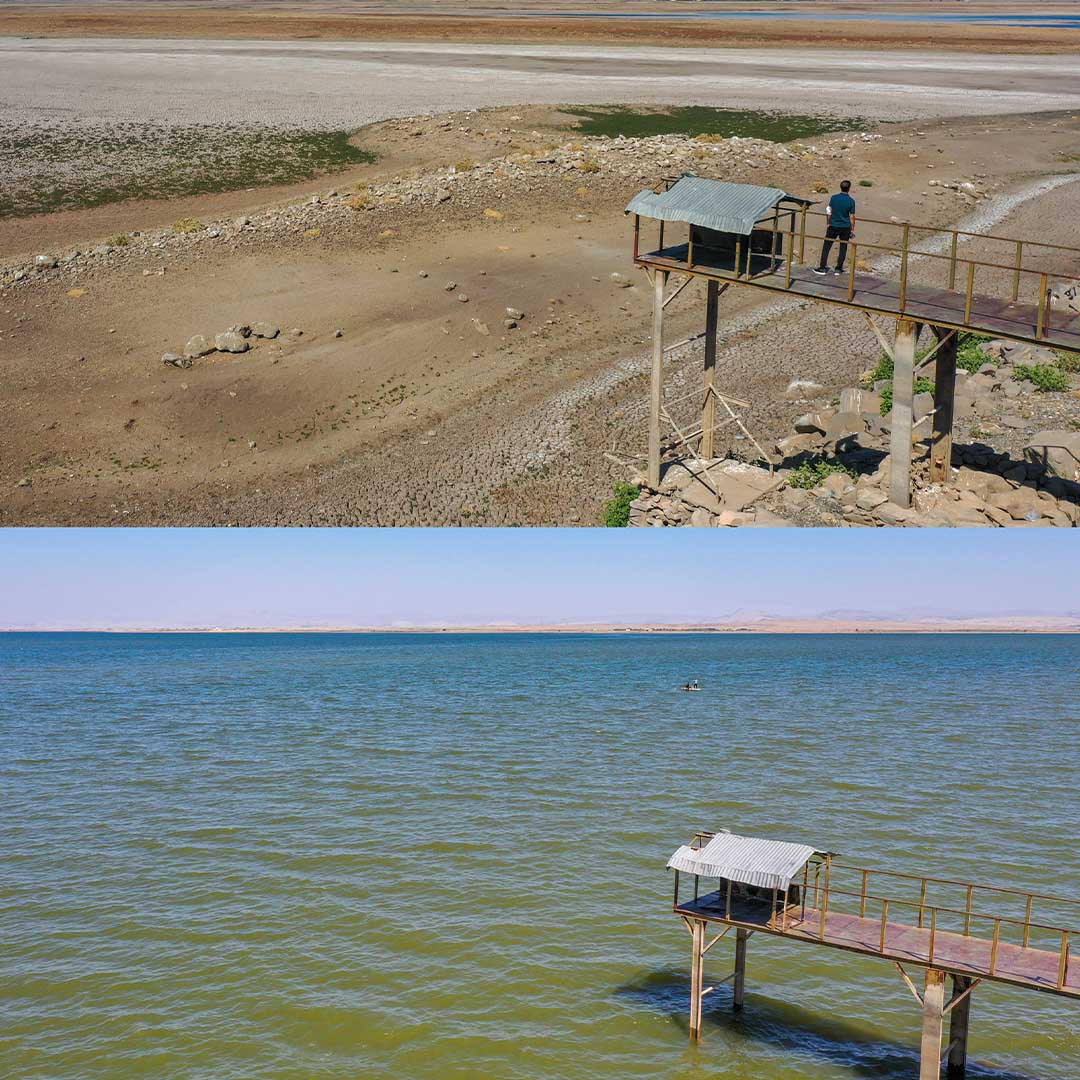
[813,180,857,275]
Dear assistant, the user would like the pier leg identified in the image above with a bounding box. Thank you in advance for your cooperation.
[648,269,669,489]
[946,975,973,1076]
[930,327,957,485]
[733,928,749,1009]
[700,279,720,460]
[689,918,705,1041]
[919,967,947,1080]
[889,317,918,508]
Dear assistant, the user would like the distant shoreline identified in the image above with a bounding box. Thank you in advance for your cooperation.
[4,621,1079,634]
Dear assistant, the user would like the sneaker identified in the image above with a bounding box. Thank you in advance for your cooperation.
[811,267,828,275]
[834,268,846,275]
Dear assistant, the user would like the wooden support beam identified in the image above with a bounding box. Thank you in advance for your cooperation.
[947,975,974,1077]
[920,968,947,1080]
[930,326,958,484]
[889,318,918,508]
[689,918,705,1041]
[700,279,720,459]
[733,928,749,1009]
[648,269,669,490]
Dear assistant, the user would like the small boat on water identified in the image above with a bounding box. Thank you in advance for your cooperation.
[680,682,702,692]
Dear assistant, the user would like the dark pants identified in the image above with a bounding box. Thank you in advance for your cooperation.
[818,226,852,271]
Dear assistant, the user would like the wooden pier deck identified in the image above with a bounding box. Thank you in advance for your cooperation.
[678,888,1080,1000]
[637,244,1080,354]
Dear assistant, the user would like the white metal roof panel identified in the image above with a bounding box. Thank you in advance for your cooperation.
[626,177,808,236]
[667,832,816,891]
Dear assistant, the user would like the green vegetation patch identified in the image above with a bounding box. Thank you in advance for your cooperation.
[0,122,375,219]
[1013,363,1070,392]
[562,106,866,143]
[787,459,857,490]
[603,482,641,527]
[879,378,934,417]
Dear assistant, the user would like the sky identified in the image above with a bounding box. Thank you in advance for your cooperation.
[0,529,1076,629]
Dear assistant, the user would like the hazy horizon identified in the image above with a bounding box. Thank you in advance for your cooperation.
[1,529,1077,629]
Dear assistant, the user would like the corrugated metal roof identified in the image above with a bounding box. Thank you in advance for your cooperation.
[667,831,816,891]
[626,177,809,236]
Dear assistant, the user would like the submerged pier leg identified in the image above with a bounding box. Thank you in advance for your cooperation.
[930,327,958,485]
[700,279,720,460]
[689,918,706,1040]
[648,269,670,489]
[733,928,749,1008]
[889,317,918,508]
[947,975,974,1076]
[919,967,947,1080]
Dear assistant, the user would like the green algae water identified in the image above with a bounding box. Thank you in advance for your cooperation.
[2,631,1078,1080]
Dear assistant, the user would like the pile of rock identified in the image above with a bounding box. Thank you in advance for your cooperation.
[160,322,287,369]
[628,336,1080,527]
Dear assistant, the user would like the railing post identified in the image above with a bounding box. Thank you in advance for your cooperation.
[963,262,976,324]
[1023,895,1034,948]
[964,885,974,936]
[847,243,857,301]
[990,919,1001,974]
[634,214,640,260]
[734,238,742,280]
[860,869,869,918]
[687,227,694,271]
[1012,240,1023,301]
[899,223,910,312]
[948,231,958,291]
[1037,273,1050,337]
[1059,931,1070,990]
[928,908,937,964]
[918,878,928,928]
[798,204,807,263]
[880,898,890,953]
[819,858,831,941]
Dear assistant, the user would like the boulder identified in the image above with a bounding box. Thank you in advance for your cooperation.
[689,507,713,527]
[784,379,826,400]
[913,391,934,423]
[679,479,722,515]
[184,334,215,359]
[775,433,822,458]
[1025,431,1080,482]
[989,487,1044,521]
[162,352,192,369]
[823,411,864,442]
[215,331,250,354]
[794,411,830,435]
[250,322,279,339]
[840,387,881,415]
[875,502,913,526]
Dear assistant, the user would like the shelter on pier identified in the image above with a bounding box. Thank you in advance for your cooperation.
[628,175,1080,508]
[668,829,1079,1078]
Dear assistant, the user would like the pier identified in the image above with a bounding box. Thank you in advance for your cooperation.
[629,178,1080,507]
[669,831,1079,1078]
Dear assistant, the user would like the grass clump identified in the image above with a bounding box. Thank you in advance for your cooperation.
[172,217,204,234]
[787,459,856,489]
[603,482,640,527]
[1013,363,1070,392]
[1053,350,1080,373]
[858,179,874,187]
[107,232,130,247]
[579,159,600,174]
[956,333,991,374]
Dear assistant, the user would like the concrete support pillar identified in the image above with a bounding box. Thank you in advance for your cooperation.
[930,328,958,484]
[889,317,918,507]
[689,918,705,1041]
[947,975,974,1077]
[700,279,720,460]
[648,270,669,489]
[733,928,749,1008]
[919,967,947,1080]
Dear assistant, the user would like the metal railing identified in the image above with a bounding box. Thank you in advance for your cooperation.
[635,208,1080,340]
[678,835,1077,990]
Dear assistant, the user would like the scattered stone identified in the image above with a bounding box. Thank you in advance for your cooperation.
[506,307,525,320]
[1025,431,1080,482]
[471,319,490,336]
[250,322,279,339]
[162,352,192,369]
[784,379,826,400]
[184,334,215,359]
[215,331,250,353]
[444,281,457,292]
[458,294,470,303]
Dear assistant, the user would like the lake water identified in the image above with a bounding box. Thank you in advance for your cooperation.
[2,631,1079,1080]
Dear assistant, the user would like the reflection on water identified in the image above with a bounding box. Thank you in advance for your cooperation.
[1,632,1078,1080]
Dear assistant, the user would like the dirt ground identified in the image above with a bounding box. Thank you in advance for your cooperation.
[5,1,1080,53]
[3,106,1079,526]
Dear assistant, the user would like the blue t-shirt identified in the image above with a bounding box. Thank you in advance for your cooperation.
[828,192,856,229]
